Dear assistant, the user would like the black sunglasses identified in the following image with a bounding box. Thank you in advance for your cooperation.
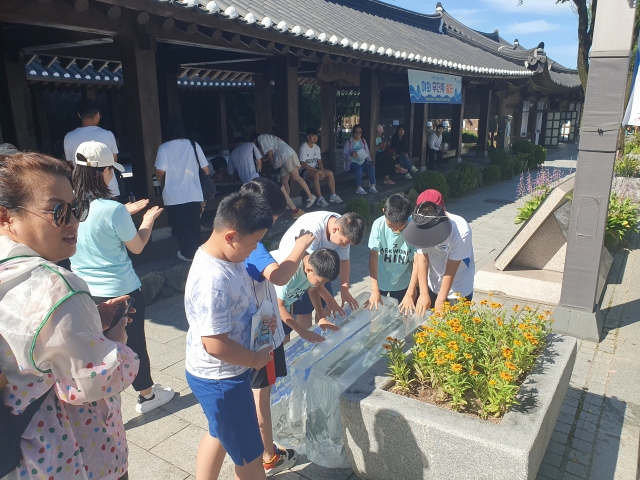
[17,199,90,227]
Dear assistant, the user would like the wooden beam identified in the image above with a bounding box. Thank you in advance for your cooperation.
[0,51,38,150]
[4,26,114,52]
[320,81,336,170]
[214,92,229,151]
[72,0,89,12]
[187,69,201,79]
[185,24,198,36]
[254,72,272,134]
[359,68,380,151]
[162,17,175,30]
[273,55,298,147]
[136,12,150,25]
[107,5,121,19]
[43,56,59,68]
[412,102,428,169]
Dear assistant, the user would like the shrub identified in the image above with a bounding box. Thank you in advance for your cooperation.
[605,193,639,248]
[623,133,640,155]
[461,131,478,143]
[511,155,525,176]
[532,145,547,168]
[407,188,419,205]
[414,170,450,199]
[514,168,564,224]
[614,155,640,178]
[488,149,514,179]
[343,197,371,224]
[512,139,535,155]
[482,165,501,184]
[384,300,551,418]
[447,163,478,198]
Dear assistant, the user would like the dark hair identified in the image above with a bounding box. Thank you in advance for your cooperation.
[385,194,412,224]
[306,127,318,136]
[436,124,444,131]
[336,212,366,245]
[72,164,111,201]
[165,116,185,141]
[308,248,340,282]
[210,156,227,174]
[234,136,246,144]
[396,125,405,132]
[213,191,273,236]
[240,178,286,217]
[0,153,72,210]
[352,124,363,134]
[250,133,260,142]
[414,201,440,217]
[78,99,100,119]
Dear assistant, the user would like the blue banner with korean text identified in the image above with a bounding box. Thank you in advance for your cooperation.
[408,69,462,104]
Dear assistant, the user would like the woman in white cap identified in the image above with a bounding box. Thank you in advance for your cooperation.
[71,141,175,414]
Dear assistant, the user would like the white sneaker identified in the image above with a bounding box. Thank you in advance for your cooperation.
[135,384,175,414]
[316,197,330,207]
[329,194,343,203]
[177,251,193,262]
[404,173,413,180]
[410,165,418,173]
[356,187,367,195]
[369,186,378,194]
[305,195,317,208]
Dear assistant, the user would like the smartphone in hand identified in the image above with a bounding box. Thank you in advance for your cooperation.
[104,297,135,335]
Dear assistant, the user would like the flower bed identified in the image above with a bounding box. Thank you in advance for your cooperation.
[384,298,550,419]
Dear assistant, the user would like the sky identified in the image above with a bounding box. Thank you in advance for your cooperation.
[382,0,580,69]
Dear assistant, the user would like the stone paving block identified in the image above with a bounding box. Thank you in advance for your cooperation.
[166,333,187,351]
[538,461,560,479]
[146,304,188,325]
[144,320,186,344]
[159,387,208,427]
[565,461,588,478]
[148,367,189,393]
[161,359,187,381]
[288,455,353,480]
[125,405,191,450]
[150,424,207,476]
[127,442,190,480]
[542,451,563,468]
[145,338,185,370]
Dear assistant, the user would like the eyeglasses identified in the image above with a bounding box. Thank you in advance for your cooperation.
[353,130,363,134]
[17,199,90,227]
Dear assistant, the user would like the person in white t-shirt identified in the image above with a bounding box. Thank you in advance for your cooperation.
[228,136,262,184]
[154,117,209,262]
[427,124,445,170]
[404,189,475,316]
[299,128,342,207]
[64,99,121,198]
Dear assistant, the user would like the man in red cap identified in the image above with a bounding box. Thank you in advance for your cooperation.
[404,189,475,315]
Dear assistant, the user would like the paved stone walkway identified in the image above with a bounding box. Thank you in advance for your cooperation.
[124,144,639,479]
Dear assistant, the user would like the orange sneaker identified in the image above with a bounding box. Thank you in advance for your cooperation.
[264,446,297,477]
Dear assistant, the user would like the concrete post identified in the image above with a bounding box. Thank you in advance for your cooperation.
[554,0,636,342]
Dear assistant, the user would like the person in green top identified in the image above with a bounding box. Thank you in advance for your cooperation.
[366,194,418,315]
[273,248,340,343]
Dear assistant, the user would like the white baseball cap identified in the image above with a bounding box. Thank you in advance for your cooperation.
[75,141,124,172]
[0,143,19,156]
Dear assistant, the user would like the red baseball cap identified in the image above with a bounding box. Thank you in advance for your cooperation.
[416,189,445,207]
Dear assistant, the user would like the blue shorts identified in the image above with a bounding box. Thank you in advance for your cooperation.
[291,281,333,316]
[186,370,264,465]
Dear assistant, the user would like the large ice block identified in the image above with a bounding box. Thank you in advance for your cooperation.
[271,293,424,468]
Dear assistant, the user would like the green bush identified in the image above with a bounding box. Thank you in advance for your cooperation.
[414,170,450,199]
[623,133,640,155]
[482,165,501,184]
[343,198,371,224]
[489,149,514,179]
[512,155,525,176]
[407,188,419,205]
[447,163,479,198]
[532,145,546,168]
[512,140,535,155]
[605,193,639,248]
[614,155,640,178]
[462,131,479,143]
[515,193,547,224]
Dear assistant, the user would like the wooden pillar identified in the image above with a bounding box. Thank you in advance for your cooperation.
[320,81,336,171]
[32,88,52,154]
[273,55,299,147]
[476,85,493,157]
[254,73,272,134]
[156,63,182,142]
[0,51,37,150]
[115,33,163,203]
[404,97,415,158]
[412,103,428,170]
[359,68,380,158]
[451,85,466,161]
[106,89,124,148]
[214,92,229,152]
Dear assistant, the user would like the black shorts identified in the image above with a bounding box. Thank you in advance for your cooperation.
[250,343,287,389]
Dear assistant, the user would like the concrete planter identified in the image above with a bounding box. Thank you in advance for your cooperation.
[340,333,576,480]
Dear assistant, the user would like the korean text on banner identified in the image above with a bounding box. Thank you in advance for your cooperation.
[408,69,462,104]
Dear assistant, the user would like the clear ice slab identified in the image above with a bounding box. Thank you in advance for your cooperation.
[271,293,424,468]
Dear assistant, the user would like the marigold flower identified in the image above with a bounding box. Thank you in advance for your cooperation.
[464,353,473,360]
[524,306,532,311]
[490,302,503,309]
[447,341,459,351]
[383,344,391,351]
[436,359,446,365]
[386,336,393,341]
[489,379,497,385]
[464,336,476,343]
[451,363,463,372]
[500,371,513,381]
[502,347,513,359]
[445,353,456,361]
[518,323,528,330]
[529,338,539,345]
[470,369,479,376]
[514,340,522,347]
[472,317,482,324]
[480,299,488,305]
[497,320,504,327]
[416,338,425,345]
[436,330,448,339]
[451,325,463,333]
[512,305,520,311]
[419,351,427,359]
[505,361,517,371]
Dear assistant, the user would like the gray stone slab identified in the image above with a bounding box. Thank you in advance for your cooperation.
[124,405,191,450]
[127,442,191,480]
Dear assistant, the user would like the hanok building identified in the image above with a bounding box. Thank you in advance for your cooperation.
[0,0,583,202]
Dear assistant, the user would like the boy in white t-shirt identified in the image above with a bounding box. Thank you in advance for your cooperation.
[184,191,274,480]
[299,128,343,207]
[404,189,475,315]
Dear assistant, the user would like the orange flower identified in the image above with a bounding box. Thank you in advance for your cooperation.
[451,325,463,334]
[472,317,482,324]
[464,336,476,343]
[514,340,522,347]
[436,359,446,365]
[502,347,513,359]
[445,353,456,361]
[512,305,520,311]
[383,344,391,351]
[447,341,459,351]
[500,371,513,381]
[418,351,427,359]
[489,379,497,386]
[480,299,488,306]
[505,361,517,371]
[470,369,479,376]
[464,353,473,360]
[416,337,425,345]
[451,363,463,373]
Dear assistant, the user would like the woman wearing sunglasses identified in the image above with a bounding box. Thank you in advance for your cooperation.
[0,152,139,480]
[70,141,175,416]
